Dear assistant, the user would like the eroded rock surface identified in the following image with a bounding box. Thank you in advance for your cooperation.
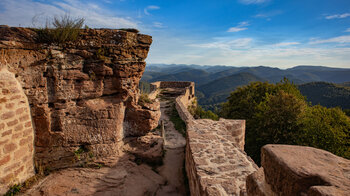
[123,131,164,165]
[0,26,160,169]
[247,144,350,196]
[25,154,166,196]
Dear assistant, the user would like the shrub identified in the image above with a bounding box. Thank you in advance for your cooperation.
[139,93,152,106]
[35,14,84,44]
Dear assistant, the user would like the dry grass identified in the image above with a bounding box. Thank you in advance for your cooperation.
[35,14,84,44]
[139,93,153,106]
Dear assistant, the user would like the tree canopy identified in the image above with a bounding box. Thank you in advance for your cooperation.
[221,79,350,164]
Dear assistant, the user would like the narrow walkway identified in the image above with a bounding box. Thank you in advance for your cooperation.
[156,89,187,196]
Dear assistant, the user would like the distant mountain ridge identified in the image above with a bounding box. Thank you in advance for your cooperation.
[142,64,350,109]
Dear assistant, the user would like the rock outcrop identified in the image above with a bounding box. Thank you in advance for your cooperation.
[25,154,166,196]
[0,26,160,170]
[246,144,350,196]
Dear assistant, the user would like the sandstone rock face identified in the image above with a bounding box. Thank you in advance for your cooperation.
[123,131,164,165]
[26,154,166,196]
[0,26,159,169]
[246,144,350,196]
[0,68,35,194]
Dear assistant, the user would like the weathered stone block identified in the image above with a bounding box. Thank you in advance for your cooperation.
[247,145,350,196]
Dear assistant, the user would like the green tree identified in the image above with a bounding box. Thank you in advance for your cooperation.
[221,80,305,164]
[296,105,350,158]
[344,109,350,117]
[221,79,350,164]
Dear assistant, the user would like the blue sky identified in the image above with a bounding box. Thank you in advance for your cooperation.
[1,0,350,68]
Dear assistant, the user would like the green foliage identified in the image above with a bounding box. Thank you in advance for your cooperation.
[5,184,22,196]
[344,109,350,117]
[74,145,89,160]
[296,106,350,158]
[298,82,350,109]
[221,79,350,165]
[188,100,219,121]
[253,91,306,144]
[35,14,84,44]
[96,48,107,60]
[169,104,186,137]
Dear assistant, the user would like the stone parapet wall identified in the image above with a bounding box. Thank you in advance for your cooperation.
[0,26,159,170]
[153,81,195,108]
[0,68,34,194]
[184,118,257,195]
[247,145,350,196]
[159,81,193,89]
[175,96,194,123]
[158,81,258,195]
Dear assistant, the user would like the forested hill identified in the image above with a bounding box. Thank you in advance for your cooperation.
[298,82,350,109]
[141,64,350,110]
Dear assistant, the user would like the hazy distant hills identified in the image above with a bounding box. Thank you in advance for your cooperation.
[142,64,350,109]
[197,73,264,105]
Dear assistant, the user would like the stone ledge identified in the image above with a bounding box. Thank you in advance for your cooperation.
[247,144,350,196]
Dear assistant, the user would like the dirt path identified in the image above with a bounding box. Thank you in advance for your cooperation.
[155,99,187,196]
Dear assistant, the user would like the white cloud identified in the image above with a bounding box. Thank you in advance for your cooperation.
[309,35,350,44]
[0,0,138,28]
[238,0,270,5]
[255,14,268,18]
[254,10,283,20]
[227,27,248,32]
[345,28,350,33]
[227,21,249,32]
[188,38,253,50]
[148,34,350,68]
[273,42,300,47]
[149,40,350,68]
[153,22,165,28]
[325,13,350,19]
[144,5,160,16]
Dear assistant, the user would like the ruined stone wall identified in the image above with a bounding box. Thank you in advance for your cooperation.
[155,81,257,195]
[0,26,160,170]
[159,81,193,88]
[0,68,35,194]
[152,81,195,108]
